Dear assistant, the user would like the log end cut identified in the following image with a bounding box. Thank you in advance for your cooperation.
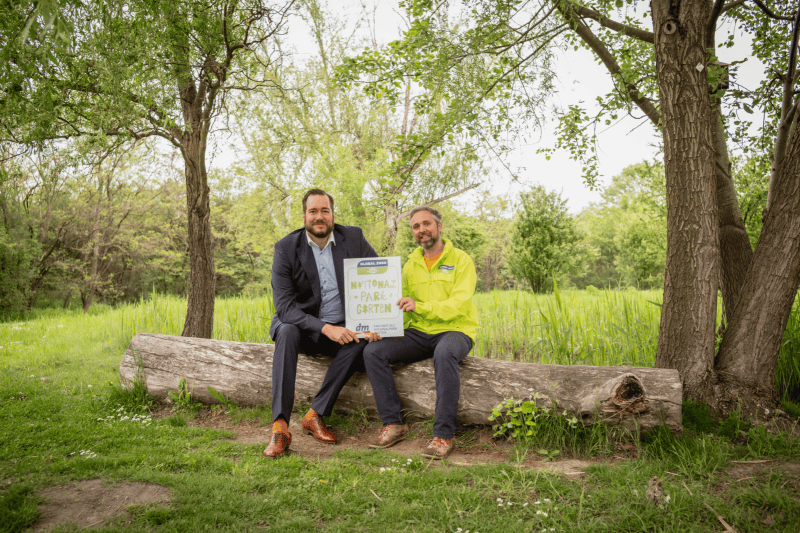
[578,373,653,430]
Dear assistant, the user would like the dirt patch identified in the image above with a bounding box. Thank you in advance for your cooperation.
[31,479,171,532]
[723,459,800,486]
[162,405,596,474]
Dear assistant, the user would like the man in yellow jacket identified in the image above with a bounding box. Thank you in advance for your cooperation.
[363,206,478,459]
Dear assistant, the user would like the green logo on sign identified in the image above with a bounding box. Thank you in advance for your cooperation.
[357,267,388,275]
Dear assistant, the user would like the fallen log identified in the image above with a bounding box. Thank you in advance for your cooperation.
[120,333,682,434]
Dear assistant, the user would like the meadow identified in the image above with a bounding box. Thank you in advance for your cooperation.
[1,289,800,532]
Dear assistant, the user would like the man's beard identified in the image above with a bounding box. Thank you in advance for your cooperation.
[306,219,333,239]
[416,231,439,249]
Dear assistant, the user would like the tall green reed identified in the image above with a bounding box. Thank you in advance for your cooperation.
[472,287,662,367]
[111,291,275,350]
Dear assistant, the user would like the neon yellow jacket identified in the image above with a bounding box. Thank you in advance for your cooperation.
[403,238,479,343]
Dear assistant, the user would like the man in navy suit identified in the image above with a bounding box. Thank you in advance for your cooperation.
[264,188,379,458]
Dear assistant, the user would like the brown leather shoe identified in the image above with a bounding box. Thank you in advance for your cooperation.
[369,424,409,449]
[420,437,454,460]
[301,411,337,444]
[263,432,291,458]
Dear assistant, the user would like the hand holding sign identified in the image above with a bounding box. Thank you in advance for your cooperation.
[397,297,416,313]
[321,324,360,345]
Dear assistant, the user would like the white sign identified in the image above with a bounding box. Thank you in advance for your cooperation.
[344,257,404,337]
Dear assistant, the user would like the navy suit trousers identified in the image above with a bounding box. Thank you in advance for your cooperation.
[272,323,367,424]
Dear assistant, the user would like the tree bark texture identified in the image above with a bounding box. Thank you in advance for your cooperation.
[715,118,800,414]
[652,0,719,405]
[120,333,683,434]
[712,100,754,319]
[178,110,215,339]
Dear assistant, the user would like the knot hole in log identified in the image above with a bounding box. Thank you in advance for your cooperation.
[578,373,649,426]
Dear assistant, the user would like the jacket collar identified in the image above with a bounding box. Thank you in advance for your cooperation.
[296,225,348,304]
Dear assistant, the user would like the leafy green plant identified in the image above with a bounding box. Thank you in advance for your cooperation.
[489,393,548,441]
[489,390,579,443]
[207,386,237,411]
[106,350,153,413]
[168,376,202,414]
[537,448,561,462]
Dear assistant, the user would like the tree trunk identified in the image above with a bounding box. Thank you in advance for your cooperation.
[715,120,800,417]
[83,229,100,313]
[120,333,683,434]
[652,0,719,404]
[709,60,753,322]
[179,132,215,339]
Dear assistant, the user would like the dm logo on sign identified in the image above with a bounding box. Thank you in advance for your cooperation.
[357,259,388,275]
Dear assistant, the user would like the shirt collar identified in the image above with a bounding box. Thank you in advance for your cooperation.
[306,230,336,249]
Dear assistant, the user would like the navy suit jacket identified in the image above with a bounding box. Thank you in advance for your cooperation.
[269,224,378,342]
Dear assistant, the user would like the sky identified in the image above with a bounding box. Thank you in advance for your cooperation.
[214,0,763,214]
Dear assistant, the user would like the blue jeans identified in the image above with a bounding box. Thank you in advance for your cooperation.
[363,328,472,439]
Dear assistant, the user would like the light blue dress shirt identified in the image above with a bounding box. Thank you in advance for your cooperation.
[307,231,345,325]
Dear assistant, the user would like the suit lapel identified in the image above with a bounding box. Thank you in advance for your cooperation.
[297,231,321,303]
[332,226,347,308]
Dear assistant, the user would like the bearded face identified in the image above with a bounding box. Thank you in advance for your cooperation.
[304,194,334,239]
[411,210,441,251]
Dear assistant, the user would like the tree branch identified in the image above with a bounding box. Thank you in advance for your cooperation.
[708,0,727,41]
[721,0,747,14]
[571,3,654,43]
[751,0,794,21]
[394,183,480,223]
[557,1,661,127]
[766,0,800,213]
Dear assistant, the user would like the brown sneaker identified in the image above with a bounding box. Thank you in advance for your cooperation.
[263,432,291,458]
[421,437,454,460]
[369,424,409,449]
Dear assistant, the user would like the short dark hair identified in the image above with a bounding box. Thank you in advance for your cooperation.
[302,189,335,213]
[409,206,442,225]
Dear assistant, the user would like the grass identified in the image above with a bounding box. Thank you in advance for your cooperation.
[472,287,662,366]
[1,290,800,531]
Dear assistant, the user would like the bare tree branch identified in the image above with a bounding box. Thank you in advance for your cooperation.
[394,183,480,223]
[708,0,727,42]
